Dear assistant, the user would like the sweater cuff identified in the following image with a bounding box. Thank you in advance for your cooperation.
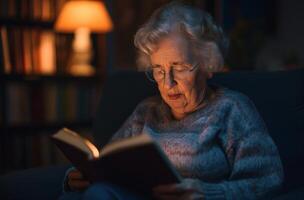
[62,166,75,193]
[200,182,226,200]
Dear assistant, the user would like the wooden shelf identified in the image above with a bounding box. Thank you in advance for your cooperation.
[1,74,102,83]
[0,1,104,172]
[0,121,93,135]
[0,18,54,29]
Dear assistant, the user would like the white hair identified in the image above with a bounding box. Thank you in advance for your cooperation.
[134,1,229,72]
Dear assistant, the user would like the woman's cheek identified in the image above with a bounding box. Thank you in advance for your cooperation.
[180,81,193,103]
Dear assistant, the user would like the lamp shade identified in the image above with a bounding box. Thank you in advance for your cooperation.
[55,0,113,33]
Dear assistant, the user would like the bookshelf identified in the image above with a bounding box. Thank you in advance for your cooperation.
[0,0,104,173]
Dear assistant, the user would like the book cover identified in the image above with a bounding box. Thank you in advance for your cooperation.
[51,128,182,193]
[0,29,4,73]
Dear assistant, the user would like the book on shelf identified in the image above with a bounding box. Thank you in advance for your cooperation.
[51,128,182,193]
[0,26,57,75]
[0,26,12,74]
[0,28,3,73]
[5,83,97,126]
[0,0,66,20]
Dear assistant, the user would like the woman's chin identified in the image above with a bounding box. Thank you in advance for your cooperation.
[166,99,186,110]
[161,94,186,110]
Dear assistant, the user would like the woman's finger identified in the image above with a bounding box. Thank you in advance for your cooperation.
[68,180,90,191]
[68,170,84,180]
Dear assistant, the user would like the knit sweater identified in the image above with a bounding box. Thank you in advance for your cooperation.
[110,86,284,200]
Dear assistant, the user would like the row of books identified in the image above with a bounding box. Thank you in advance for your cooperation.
[0,26,73,75]
[6,129,93,170]
[0,0,66,21]
[4,82,100,126]
[7,132,66,170]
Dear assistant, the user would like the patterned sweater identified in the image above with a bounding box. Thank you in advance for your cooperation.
[110,86,284,200]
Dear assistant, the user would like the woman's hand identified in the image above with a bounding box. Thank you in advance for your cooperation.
[66,169,90,191]
[152,178,205,200]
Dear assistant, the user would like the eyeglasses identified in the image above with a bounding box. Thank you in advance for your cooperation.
[145,63,199,83]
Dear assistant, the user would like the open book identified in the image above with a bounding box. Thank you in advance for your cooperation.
[51,128,182,193]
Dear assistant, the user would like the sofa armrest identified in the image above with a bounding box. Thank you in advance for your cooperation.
[272,186,304,200]
[0,164,70,200]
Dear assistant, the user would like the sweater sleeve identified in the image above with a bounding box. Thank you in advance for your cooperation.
[199,94,284,200]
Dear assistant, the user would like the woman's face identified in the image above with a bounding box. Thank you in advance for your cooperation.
[150,33,209,119]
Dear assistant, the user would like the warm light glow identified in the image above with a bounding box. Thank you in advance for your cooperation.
[39,32,56,74]
[85,140,100,159]
[55,0,113,33]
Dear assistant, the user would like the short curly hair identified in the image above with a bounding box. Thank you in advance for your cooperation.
[134,1,229,72]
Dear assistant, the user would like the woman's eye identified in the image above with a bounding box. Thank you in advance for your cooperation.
[173,66,187,72]
[153,69,164,75]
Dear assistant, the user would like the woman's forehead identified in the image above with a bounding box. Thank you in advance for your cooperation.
[157,33,189,51]
[151,61,190,68]
[150,34,194,64]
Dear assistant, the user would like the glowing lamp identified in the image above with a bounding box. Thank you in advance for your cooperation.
[55,0,113,76]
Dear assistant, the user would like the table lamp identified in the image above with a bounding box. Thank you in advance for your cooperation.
[55,0,113,76]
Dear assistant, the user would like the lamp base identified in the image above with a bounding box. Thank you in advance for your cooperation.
[68,27,95,76]
[69,64,95,76]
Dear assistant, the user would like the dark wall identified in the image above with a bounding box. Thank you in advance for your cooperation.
[106,0,304,72]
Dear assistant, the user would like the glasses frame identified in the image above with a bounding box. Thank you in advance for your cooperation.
[145,63,200,83]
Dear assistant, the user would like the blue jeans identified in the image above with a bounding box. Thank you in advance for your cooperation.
[58,182,149,200]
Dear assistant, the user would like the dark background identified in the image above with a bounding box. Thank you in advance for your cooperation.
[106,0,304,72]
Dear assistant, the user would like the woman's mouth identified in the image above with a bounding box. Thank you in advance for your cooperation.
[168,94,182,100]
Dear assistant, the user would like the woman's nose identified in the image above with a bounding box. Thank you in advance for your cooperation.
[163,71,176,89]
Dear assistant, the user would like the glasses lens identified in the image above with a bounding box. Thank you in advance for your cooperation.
[145,70,156,82]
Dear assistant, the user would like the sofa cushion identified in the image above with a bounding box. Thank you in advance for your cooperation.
[0,165,70,200]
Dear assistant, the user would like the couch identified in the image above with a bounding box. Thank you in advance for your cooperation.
[1,69,303,200]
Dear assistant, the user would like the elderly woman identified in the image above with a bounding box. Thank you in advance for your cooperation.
[60,2,283,200]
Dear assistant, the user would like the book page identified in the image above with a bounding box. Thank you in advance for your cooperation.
[52,128,99,159]
[100,133,153,157]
